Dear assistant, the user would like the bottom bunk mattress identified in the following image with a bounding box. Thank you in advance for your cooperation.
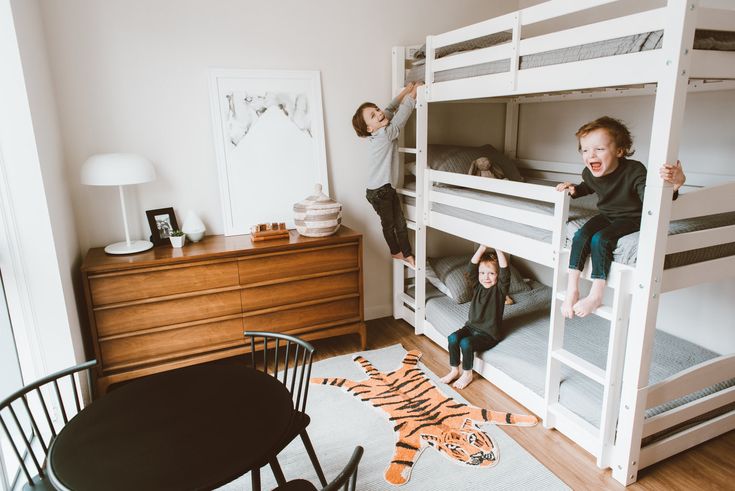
[401,181,735,269]
[414,282,735,428]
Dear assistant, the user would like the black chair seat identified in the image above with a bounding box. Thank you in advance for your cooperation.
[0,360,97,490]
[273,478,318,491]
[21,474,57,491]
[273,446,363,491]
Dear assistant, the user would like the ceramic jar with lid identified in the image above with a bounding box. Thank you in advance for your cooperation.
[293,184,342,237]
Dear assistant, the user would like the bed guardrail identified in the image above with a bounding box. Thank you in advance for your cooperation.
[662,181,735,292]
[425,0,735,101]
[637,353,735,468]
[426,170,569,266]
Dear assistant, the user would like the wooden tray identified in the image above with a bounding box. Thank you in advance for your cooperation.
[250,223,290,242]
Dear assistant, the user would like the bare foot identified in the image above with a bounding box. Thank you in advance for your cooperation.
[404,255,416,268]
[391,252,405,260]
[504,295,514,305]
[561,289,579,319]
[453,370,474,389]
[573,278,605,317]
[439,367,460,385]
[573,294,603,317]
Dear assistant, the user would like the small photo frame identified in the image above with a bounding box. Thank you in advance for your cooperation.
[146,207,179,246]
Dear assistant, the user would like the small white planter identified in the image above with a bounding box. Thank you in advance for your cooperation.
[170,235,186,248]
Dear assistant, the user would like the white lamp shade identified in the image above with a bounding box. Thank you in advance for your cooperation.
[81,153,156,186]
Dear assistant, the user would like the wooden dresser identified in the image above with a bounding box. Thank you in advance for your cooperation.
[81,226,365,394]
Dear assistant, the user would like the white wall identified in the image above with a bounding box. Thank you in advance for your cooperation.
[37,0,515,320]
[1,0,83,380]
[516,91,735,354]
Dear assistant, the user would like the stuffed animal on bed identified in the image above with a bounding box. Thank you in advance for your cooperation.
[468,157,506,180]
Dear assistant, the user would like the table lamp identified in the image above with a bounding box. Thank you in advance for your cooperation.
[81,153,156,254]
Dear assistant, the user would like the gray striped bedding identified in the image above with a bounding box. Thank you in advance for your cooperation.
[410,282,735,428]
[406,29,735,84]
[401,180,735,269]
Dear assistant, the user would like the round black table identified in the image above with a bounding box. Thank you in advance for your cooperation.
[47,361,293,491]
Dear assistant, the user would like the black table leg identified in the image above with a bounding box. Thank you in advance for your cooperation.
[251,466,261,491]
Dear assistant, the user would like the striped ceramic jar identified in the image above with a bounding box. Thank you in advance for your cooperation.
[293,184,342,237]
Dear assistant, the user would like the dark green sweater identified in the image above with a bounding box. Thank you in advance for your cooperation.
[464,262,510,341]
[574,158,678,220]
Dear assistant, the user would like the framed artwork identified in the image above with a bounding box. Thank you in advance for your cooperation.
[208,69,329,236]
[146,207,179,246]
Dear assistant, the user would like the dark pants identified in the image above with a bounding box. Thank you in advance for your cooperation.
[448,326,498,371]
[568,214,640,280]
[365,184,413,258]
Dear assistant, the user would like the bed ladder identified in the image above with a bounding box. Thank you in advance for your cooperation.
[544,252,633,468]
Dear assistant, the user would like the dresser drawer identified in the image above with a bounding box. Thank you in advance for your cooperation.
[89,261,239,306]
[95,291,242,338]
[242,297,359,332]
[240,271,358,312]
[238,243,358,285]
[99,318,245,371]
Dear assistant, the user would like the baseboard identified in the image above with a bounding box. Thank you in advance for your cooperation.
[365,303,392,321]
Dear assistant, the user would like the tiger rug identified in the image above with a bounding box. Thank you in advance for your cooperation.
[311,350,538,485]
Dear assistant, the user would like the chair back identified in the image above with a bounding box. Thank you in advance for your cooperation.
[0,360,96,488]
[244,331,315,414]
[322,446,363,491]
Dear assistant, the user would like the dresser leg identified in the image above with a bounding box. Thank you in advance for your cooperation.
[358,323,367,350]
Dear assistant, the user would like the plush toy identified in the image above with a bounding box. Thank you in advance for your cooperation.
[468,157,506,180]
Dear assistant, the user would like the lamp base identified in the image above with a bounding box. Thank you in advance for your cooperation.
[104,240,154,255]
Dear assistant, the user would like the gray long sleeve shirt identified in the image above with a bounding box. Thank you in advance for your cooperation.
[365,96,416,190]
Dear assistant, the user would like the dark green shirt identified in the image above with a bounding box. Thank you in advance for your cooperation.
[464,262,511,341]
[574,158,678,220]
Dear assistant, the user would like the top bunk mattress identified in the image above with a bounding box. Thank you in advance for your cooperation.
[401,180,735,269]
[406,29,735,84]
[412,281,735,429]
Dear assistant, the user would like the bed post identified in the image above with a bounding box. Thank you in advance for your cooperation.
[612,0,697,484]
[503,101,519,159]
[392,46,407,320]
[414,38,431,335]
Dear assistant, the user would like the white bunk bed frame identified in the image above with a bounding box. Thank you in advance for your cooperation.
[391,0,735,485]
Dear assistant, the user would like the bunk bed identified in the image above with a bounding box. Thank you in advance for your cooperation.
[390,0,735,486]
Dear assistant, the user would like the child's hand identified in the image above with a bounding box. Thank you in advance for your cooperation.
[659,160,685,191]
[556,182,576,196]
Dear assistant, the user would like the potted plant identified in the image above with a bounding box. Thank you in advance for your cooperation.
[169,229,186,248]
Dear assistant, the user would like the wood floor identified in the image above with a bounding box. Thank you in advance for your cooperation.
[309,317,735,491]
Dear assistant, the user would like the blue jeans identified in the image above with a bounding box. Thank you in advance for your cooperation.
[568,214,640,280]
[448,326,498,370]
[365,184,412,258]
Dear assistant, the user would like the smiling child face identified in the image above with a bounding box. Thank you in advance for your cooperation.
[579,128,625,178]
[478,261,499,289]
[362,106,388,134]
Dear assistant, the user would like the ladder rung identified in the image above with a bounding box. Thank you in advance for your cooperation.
[551,349,605,385]
[394,257,416,271]
[406,220,416,231]
[555,292,613,320]
[399,147,417,154]
[396,187,416,198]
[399,292,416,309]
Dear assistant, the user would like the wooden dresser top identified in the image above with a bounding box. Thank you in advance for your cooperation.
[82,225,361,274]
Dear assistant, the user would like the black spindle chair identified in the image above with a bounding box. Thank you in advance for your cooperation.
[273,445,364,491]
[244,331,327,489]
[0,359,97,490]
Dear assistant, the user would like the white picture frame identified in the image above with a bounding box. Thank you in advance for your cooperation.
[209,69,329,236]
